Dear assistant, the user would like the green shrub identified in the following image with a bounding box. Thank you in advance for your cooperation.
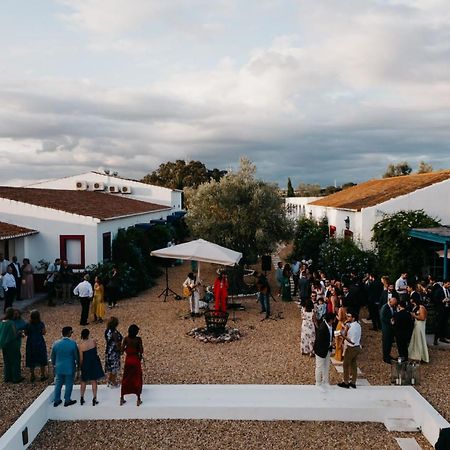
[319,238,378,280]
[372,210,440,280]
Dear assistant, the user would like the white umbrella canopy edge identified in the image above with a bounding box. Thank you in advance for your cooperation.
[150,238,243,281]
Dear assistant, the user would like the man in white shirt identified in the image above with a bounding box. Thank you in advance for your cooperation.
[73,274,93,326]
[0,253,10,276]
[8,256,22,300]
[2,266,17,311]
[395,273,408,302]
[46,258,61,306]
[338,311,362,389]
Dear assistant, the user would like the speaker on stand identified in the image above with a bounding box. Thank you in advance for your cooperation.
[261,255,272,273]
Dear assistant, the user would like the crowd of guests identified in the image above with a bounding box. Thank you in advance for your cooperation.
[276,260,450,389]
[0,308,143,407]
[45,258,120,310]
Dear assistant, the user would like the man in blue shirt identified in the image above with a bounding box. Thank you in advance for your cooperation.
[51,326,79,407]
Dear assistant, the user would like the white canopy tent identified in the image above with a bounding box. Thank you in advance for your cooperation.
[151,239,242,281]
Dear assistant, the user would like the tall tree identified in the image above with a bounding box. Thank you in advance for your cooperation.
[287,177,295,197]
[185,158,291,263]
[417,161,433,174]
[141,160,226,190]
[383,162,412,178]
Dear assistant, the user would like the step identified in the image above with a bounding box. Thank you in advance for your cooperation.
[384,418,420,432]
[395,438,422,450]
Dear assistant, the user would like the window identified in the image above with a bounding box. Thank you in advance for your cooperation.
[102,232,111,261]
[60,235,85,268]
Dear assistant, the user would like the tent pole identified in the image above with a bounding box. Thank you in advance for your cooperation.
[444,242,448,280]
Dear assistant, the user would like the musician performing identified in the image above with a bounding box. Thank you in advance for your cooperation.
[183,272,201,317]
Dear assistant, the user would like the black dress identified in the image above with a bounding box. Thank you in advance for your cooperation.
[81,347,105,382]
[25,322,48,368]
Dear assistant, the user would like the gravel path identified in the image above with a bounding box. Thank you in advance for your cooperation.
[1,260,448,449]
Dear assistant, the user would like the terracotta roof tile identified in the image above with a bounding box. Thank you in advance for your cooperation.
[310,170,450,211]
[0,187,170,220]
[0,221,38,240]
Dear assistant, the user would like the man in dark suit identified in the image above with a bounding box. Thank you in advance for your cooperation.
[8,256,22,301]
[298,272,310,306]
[365,274,383,331]
[313,312,335,390]
[431,277,450,345]
[393,299,414,360]
[379,282,399,306]
[380,296,397,363]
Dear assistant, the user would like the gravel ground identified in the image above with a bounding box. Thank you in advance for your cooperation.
[1,260,449,449]
[30,420,433,450]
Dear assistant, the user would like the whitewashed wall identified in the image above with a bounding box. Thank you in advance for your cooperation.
[0,199,171,267]
[28,172,183,211]
[307,178,450,249]
[360,178,450,249]
[285,197,322,220]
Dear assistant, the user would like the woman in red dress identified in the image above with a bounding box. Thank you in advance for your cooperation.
[213,272,229,313]
[120,324,143,406]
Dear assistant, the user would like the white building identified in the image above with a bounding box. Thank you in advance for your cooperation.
[304,170,450,249]
[285,197,322,220]
[27,171,183,212]
[0,186,171,268]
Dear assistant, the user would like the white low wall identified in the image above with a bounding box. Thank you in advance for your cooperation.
[1,384,448,449]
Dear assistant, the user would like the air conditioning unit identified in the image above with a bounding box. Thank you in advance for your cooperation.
[92,182,105,191]
[121,186,132,194]
[75,181,88,190]
[108,185,120,193]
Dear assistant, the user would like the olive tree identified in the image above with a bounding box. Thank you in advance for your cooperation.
[185,158,291,263]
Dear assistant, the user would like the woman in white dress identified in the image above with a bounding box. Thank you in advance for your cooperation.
[300,300,317,356]
[408,296,429,363]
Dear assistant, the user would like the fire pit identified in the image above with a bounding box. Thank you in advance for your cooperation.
[204,310,229,332]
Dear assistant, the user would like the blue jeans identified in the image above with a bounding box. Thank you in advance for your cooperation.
[259,292,270,316]
[54,373,74,402]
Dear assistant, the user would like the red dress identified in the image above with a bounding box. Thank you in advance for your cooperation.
[214,277,229,312]
[121,345,143,396]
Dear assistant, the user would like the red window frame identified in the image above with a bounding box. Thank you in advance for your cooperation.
[59,235,85,268]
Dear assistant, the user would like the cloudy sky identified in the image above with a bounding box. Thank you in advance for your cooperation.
[1,0,450,187]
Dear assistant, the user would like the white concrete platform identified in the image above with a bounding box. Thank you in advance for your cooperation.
[395,437,422,450]
[1,384,448,450]
[426,334,450,348]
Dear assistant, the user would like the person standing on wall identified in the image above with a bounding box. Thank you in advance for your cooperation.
[51,326,79,407]
[313,312,335,391]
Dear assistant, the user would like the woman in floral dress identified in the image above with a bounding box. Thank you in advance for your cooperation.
[300,300,316,356]
[104,317,123,388]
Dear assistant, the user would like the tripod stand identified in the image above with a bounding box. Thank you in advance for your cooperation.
[158,266,180,302]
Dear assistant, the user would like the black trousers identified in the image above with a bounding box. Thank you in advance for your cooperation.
[435,306,450,340]
[396,333,410,359]
[4,287,16,312]
[79,297,91,325]
[382,328,394,362]
[368,302,381,330]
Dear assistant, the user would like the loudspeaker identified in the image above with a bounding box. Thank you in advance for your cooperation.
[261,255,272,272]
